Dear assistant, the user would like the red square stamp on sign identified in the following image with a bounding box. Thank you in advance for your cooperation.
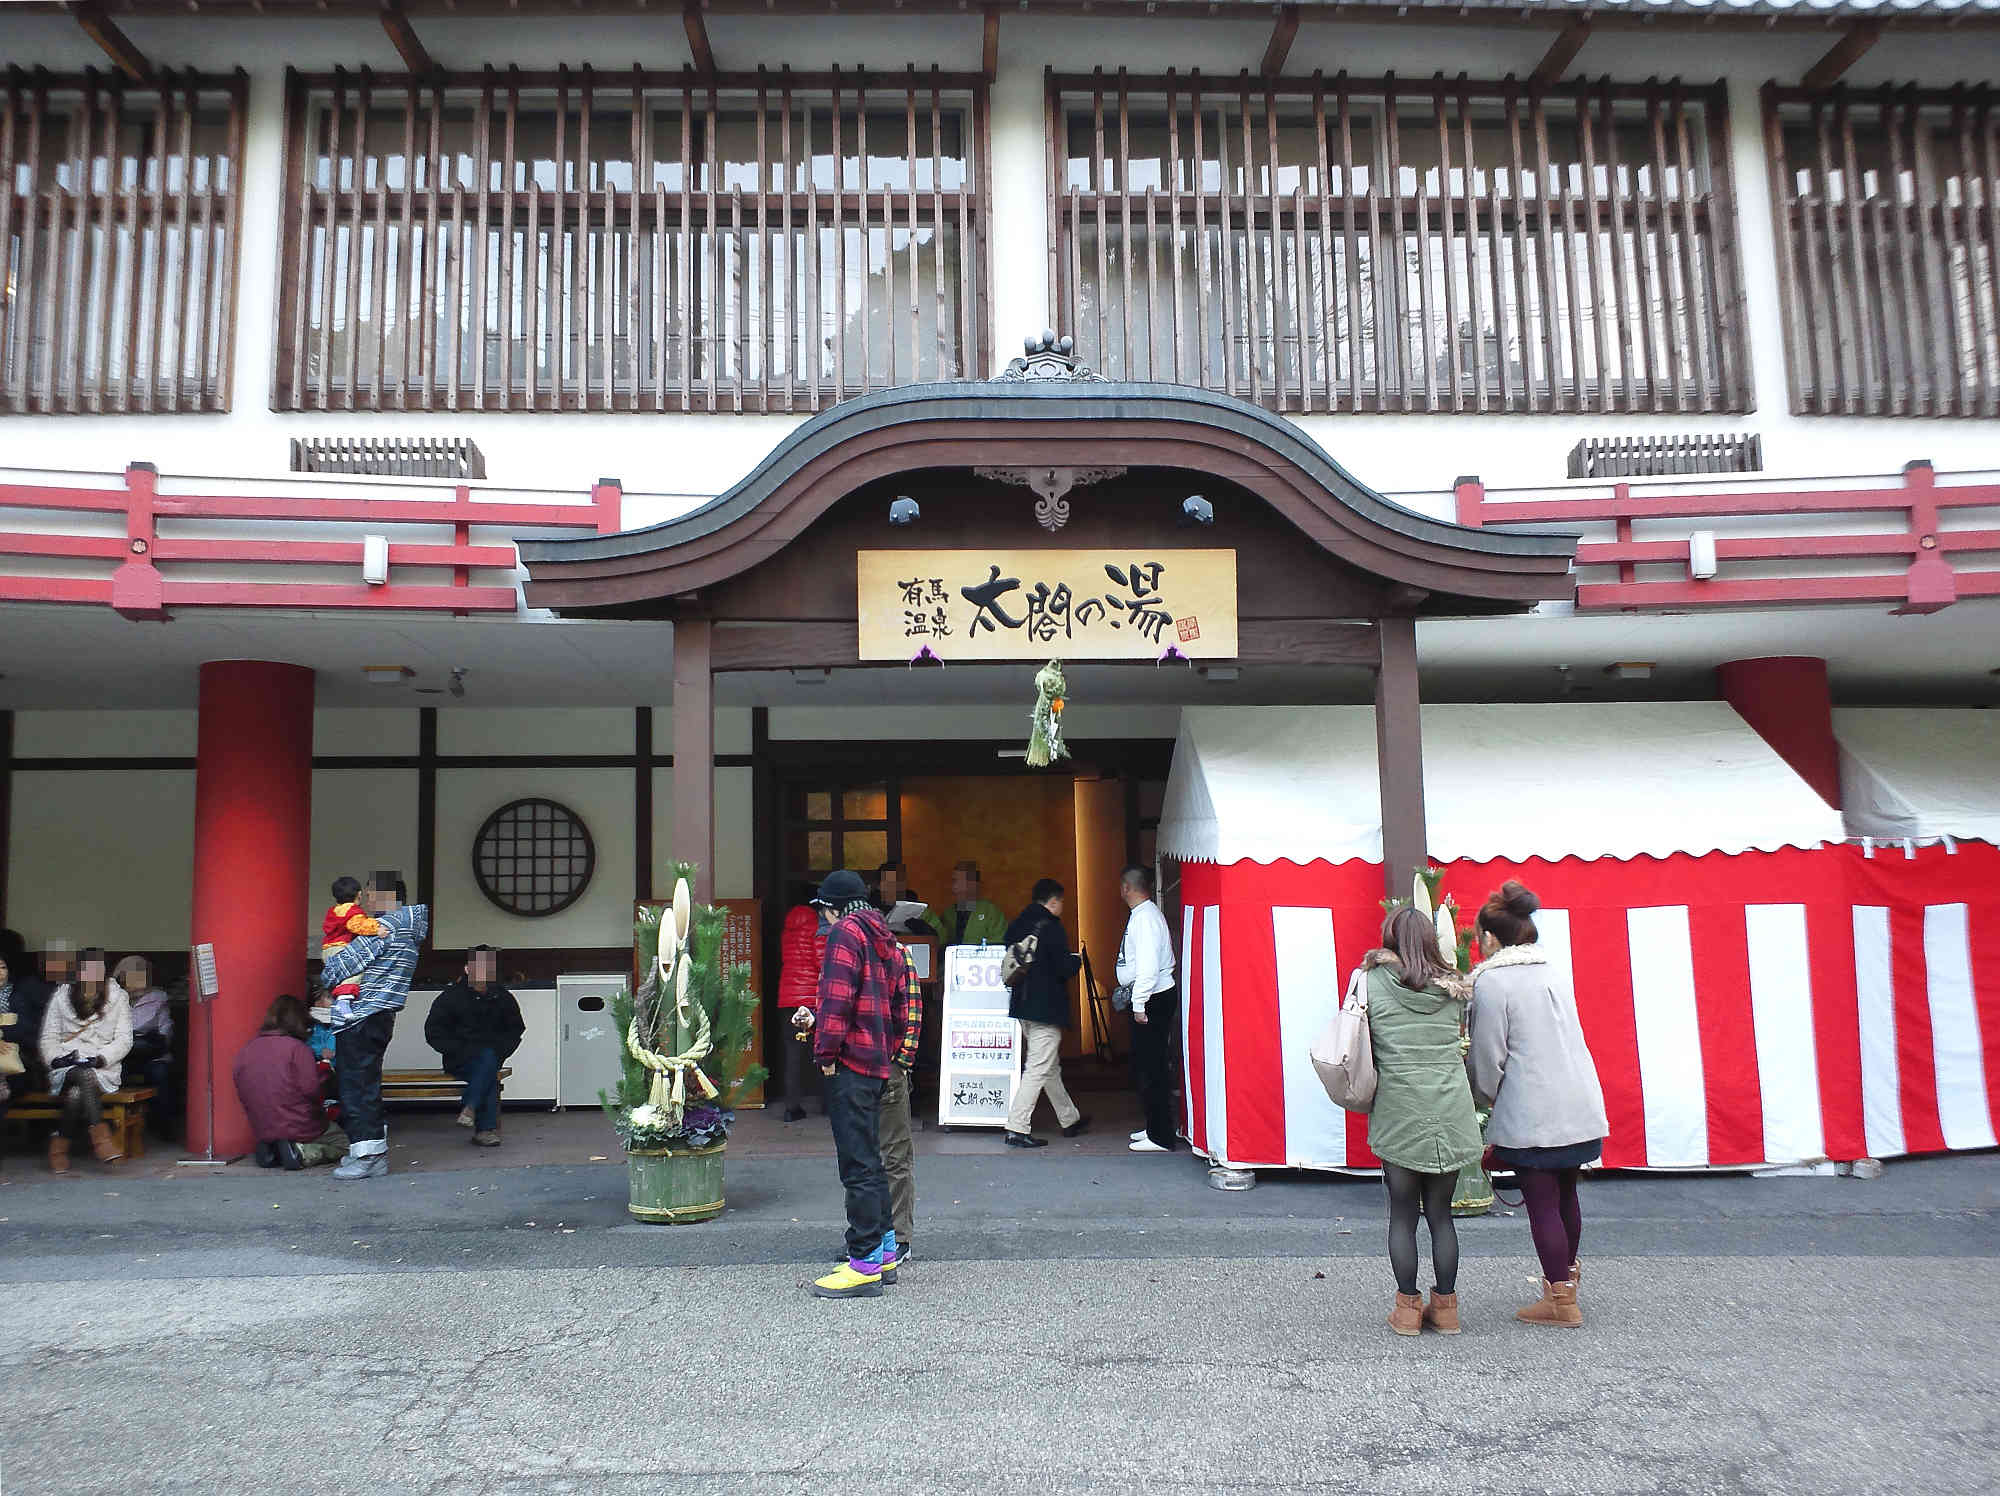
[1176,616,1201,642]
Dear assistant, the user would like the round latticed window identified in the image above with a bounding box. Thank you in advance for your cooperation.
[473,798,596,916]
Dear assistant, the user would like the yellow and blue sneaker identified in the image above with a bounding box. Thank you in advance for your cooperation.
[811,1259,884,1299]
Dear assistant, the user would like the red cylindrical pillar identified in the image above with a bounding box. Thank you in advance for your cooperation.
[1717,656,1841,810]
[188,661,315,1156]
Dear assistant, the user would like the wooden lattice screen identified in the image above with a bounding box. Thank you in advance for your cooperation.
[1047,70,1750,415]
[1765,84,2000,417]
[273,65,990,413]
[0,69,248,415]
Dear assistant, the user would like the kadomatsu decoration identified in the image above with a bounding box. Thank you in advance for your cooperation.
[1026,658,1070,767]
[603,862,767,1223]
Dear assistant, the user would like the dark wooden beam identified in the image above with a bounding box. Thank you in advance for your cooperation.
[1529,17,1591,90]
[634,706,654,907]
[0,710,12,929]
[982,5,1000,82]
[1259,5,1300,78]
[683,2,717,74]
[1802,22,1884,91]
[672,618,716,902]
[75,3,153,82]
[379,0,437,74]
[1373,615,1428,900]
[416,707,438,943]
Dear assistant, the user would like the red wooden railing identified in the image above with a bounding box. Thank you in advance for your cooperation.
[0,463,621,618]
[1455,461,2000,614]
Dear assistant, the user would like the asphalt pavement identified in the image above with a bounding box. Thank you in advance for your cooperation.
[1,1149,1995,1495]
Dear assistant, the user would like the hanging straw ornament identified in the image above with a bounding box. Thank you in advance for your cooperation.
[1026,658,1070,767]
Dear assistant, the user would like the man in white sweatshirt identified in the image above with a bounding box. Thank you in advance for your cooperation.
[1116,864,1179,1153]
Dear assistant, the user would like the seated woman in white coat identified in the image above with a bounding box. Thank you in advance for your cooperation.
[39,947,133,1172]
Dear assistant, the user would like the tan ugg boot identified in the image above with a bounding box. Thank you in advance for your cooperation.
[88,1122,123,1163]
[1422,1291,1462,1335]
[48,1135,71,1173]
[1515,1278,1583,1328]
[1388,1292,1424,1337]
[1569,1259,1582,1286]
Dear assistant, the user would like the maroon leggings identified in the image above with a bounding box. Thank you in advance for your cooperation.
[1514,1167,1583,1283]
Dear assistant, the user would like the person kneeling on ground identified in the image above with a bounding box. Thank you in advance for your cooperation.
[809,870,921,1300]
[1468,880,1609,1329]
[40,948,132,1173]
[232,994,351,1168]
[1364,906,1483,1338]
[425,945,525,1149]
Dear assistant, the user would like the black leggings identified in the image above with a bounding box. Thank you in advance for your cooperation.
[1515,1167,1583,1284]
[1382,1162,1459,1297]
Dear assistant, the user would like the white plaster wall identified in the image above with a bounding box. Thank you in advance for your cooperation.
[314,710,420,757]
[435,708,636,757]
[5,769,195,950]
[3,13,1998,497]
[307,768,421,951]
[432,767,635,948]
[12,710,197,758]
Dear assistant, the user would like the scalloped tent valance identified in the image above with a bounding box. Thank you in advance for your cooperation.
[1158,703,1847,866]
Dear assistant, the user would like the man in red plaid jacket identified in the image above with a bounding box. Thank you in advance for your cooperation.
[809,870,923,1300]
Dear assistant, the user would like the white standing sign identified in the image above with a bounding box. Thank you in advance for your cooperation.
[936,944,1020,1128]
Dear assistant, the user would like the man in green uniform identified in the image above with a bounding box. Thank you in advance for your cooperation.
[945,860,1007,949]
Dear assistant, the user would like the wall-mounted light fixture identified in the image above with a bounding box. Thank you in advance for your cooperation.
[889,496,920,526]
[1688,530,1719,580]
[361,534,391,585]
[1181,494,1214,526]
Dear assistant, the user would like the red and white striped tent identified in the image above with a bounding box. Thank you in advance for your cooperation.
[1159,705,2000,1172]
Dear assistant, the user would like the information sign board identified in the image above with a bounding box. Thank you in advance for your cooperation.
[936,944,1020,1128]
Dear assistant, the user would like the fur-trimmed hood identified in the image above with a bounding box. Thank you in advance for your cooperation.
[1473,943,1551,978]
[1362,948,1471,1008]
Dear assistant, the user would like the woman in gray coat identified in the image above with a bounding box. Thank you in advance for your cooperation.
[1467,881,1609,1328]
[1364,905,1483,1337]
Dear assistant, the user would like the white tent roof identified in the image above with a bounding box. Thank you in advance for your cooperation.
[1158,703,1846,865]
[1835,708,2000,844]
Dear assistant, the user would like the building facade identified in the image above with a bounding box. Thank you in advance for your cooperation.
[3,0,1997,1154]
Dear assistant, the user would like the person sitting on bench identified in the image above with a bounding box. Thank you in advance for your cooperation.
[40,948,132,1173]
[424,946,524,1149]
[231,994,350,1170]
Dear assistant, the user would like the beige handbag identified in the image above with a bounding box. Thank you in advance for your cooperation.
[1309,967,1376,1112]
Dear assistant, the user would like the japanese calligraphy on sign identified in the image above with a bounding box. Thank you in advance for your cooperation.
[856,550,1238,661]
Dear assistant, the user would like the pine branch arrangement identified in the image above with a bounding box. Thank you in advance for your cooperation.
[601,860,769,1150]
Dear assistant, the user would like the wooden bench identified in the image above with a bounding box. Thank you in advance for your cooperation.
[6,1087,157,1159]
[381,1067,511,1103]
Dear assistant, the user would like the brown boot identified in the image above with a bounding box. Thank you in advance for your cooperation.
[1422,1290,1462,1335]
[1388,1292,1424,1337]
[1515,1278,1583,1328]
[88,1122,123,1164]
[1569,1259,1582,1287]
[48,1135,72,1173]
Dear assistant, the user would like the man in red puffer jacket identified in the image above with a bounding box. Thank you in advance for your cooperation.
[778,887,828,1122]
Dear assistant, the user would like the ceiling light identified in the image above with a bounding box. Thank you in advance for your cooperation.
[791,668,830,684]
[889,496,920,526]
[1199,665,1239,683]
[363,665,415,686]
[1181,494,1214,525]
[1605,661,1655,680]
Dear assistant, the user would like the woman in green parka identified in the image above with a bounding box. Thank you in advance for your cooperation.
[1364,905,1483,1337]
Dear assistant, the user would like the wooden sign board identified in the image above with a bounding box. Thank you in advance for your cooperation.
[857,549,1238,661]
[635,898,765,1109]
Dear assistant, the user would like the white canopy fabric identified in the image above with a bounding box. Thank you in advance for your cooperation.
[1158,702,1846,865]
[1835,708,2000,845]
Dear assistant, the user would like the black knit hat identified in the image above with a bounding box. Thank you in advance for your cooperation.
[811,870,870,909]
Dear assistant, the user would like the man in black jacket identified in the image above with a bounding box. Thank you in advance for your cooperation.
[424,946,525,1148]
[1001,879,1089,1148]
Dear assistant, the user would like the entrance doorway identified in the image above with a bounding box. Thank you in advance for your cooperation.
[765,749,1166,1086]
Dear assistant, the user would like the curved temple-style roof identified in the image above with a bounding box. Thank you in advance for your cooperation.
[519,371,1577,614]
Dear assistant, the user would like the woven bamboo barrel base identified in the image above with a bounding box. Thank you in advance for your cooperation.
[626,1140,726,1224]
